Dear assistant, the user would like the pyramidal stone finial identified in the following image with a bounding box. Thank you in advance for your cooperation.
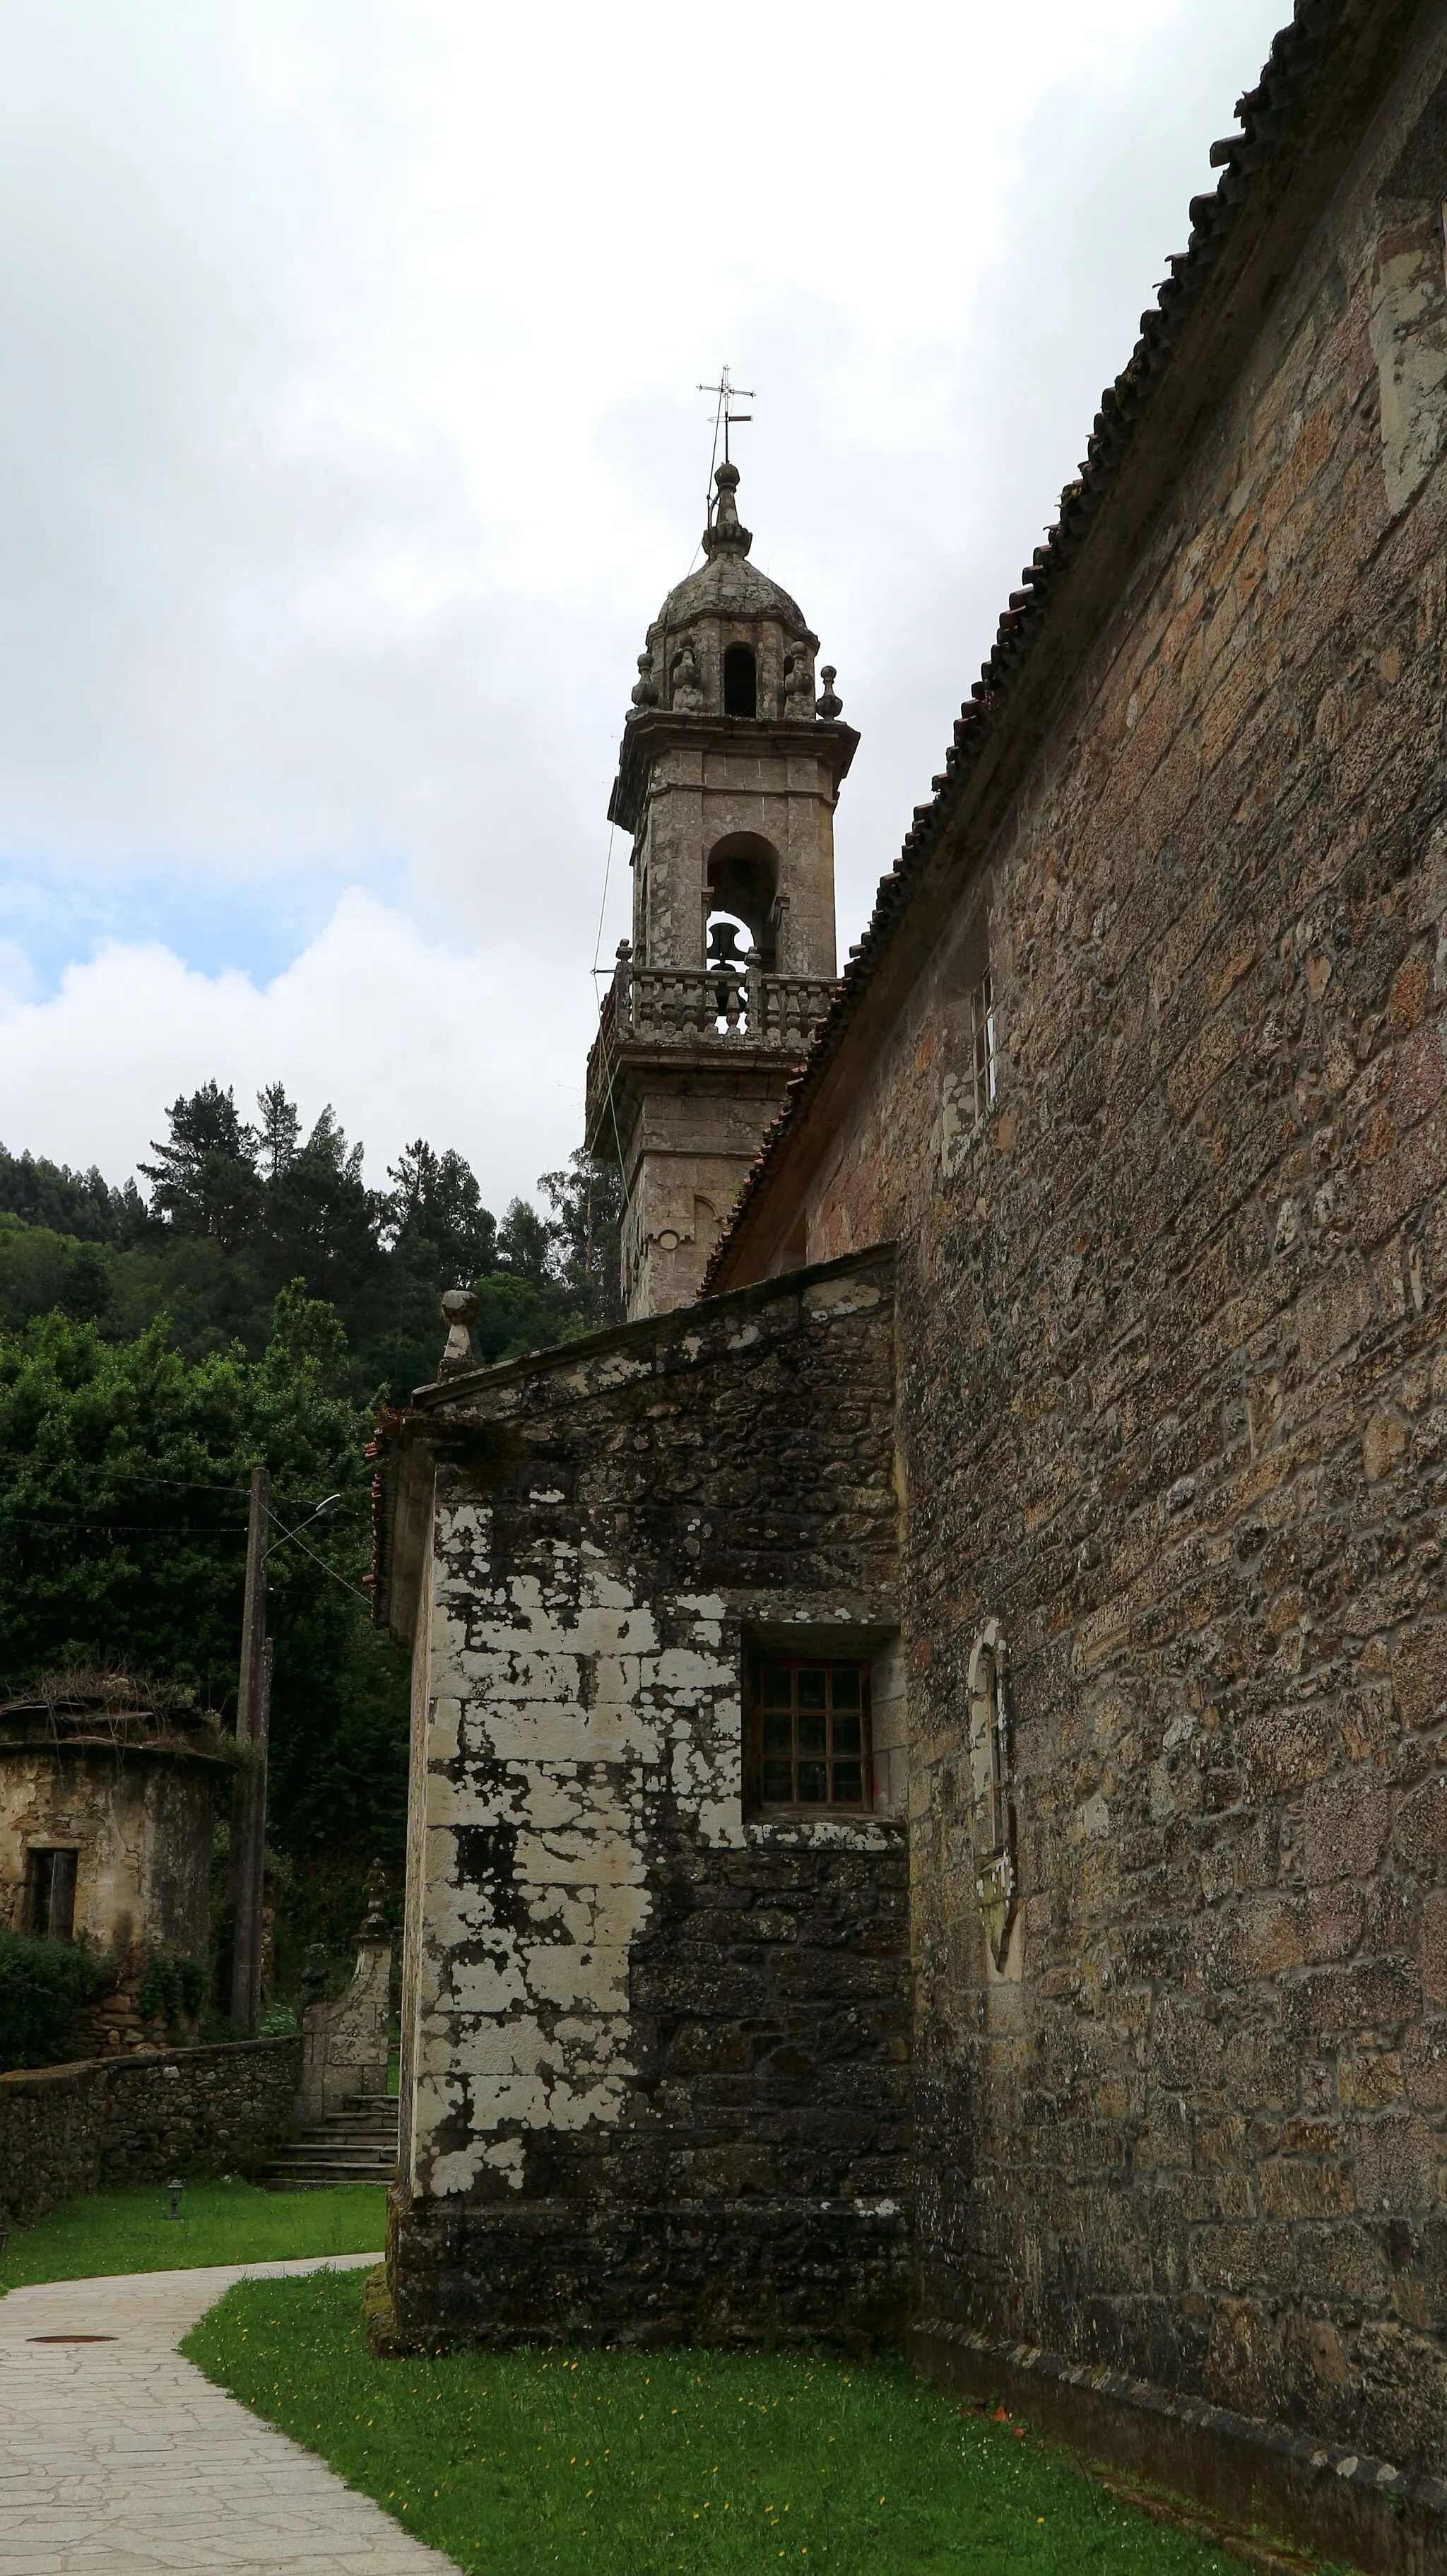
[702,458,752,562]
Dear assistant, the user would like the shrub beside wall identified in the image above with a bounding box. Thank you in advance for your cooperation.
[0,1927,111,2073]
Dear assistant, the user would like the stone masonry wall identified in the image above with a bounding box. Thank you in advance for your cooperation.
[388,1250,913,2346]
[787,23,1447,2478]
[0,2036,300,2228]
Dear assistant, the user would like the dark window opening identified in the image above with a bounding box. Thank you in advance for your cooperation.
[971,969,998,1121]
[977,1641,1008,1853]
[23,1847,77,1942]
[723,644,757,719]
[750,1659,870,1812]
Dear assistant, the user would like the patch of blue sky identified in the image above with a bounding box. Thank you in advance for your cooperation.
[0,854,408,1000]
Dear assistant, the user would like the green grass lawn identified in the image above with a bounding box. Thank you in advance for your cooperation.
[0,2178,386,2288]
[182,2267,1259,2576]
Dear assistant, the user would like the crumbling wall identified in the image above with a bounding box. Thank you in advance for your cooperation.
[782,21,1447,2479]
[388,1249,912,2346]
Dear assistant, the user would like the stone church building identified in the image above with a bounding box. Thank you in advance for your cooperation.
[374,0,1447,2549]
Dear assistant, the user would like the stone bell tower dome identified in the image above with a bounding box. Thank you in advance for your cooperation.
[586,458,858,1318]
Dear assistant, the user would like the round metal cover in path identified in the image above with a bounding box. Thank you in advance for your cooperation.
[26,2332,117,2342]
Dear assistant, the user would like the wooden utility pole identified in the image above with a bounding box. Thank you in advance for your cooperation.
[228,1464,271,2033]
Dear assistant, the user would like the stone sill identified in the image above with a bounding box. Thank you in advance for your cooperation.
[745,1814,906,1852]
[911,2316,1446,2576]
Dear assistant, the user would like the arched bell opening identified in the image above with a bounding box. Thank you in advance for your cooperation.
[722,642,758,719]
[707,834,780,969]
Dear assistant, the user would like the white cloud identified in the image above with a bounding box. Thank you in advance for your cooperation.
[0,0,1293,1199]
[0,892,582,1202]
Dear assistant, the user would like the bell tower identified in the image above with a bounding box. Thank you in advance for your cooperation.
[586,459,857,1317]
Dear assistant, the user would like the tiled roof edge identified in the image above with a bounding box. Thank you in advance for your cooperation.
[700,0,1382,1298]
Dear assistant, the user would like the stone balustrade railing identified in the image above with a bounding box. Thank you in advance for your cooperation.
[596,960,838,1053]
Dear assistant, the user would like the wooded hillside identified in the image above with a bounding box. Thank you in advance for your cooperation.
[0,1083,621,1970]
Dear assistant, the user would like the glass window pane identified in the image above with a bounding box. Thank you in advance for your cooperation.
[750,1656,872,1818]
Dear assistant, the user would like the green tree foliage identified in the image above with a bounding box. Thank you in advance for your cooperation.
[0,1285,408,1857]
[0,1088,624,1402]
[539,1150,624,1333]
[0,1097,625,1946]
[0,1144,145,1243]
[138,1079,266,1248]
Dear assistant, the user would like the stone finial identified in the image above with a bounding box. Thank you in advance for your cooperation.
[701,458,753,562]
[438,1286,479,1378]
[816,664,843,720]
[360,1858,389,1942]
[630,650,658,711]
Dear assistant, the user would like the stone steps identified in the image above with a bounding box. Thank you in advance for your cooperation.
[260,2093,398,2192]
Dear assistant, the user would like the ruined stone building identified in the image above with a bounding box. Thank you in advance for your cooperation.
[375,0,1447,2548]
[0,1674,225,2050]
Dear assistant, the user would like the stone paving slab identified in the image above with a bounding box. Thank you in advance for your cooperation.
[0,2253,459,2574]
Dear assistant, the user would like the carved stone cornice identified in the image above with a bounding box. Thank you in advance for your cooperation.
[608,713,858,834]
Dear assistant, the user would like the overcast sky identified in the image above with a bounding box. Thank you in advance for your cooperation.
[0,0,1290,1210]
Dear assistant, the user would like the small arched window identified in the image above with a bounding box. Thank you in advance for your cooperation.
[723,644,757,719]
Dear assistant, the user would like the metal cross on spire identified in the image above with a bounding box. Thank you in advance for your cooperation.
[697,365,754,516]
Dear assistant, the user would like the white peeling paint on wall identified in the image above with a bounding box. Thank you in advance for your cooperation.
[408,1501,743,2195]
[801,1275,882,1321]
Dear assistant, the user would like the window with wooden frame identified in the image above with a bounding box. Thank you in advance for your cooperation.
[22,1845,78,1942]
[749,1658,870,1812]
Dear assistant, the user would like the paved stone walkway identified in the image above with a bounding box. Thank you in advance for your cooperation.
[0,2253,459,2574]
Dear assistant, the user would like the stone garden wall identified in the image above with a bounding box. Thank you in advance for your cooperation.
[0,2036,300,2227]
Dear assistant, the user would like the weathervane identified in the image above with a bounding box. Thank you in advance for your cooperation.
[697,365,754,520]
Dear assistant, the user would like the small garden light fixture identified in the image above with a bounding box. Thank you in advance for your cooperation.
[165,2179,185,2221]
